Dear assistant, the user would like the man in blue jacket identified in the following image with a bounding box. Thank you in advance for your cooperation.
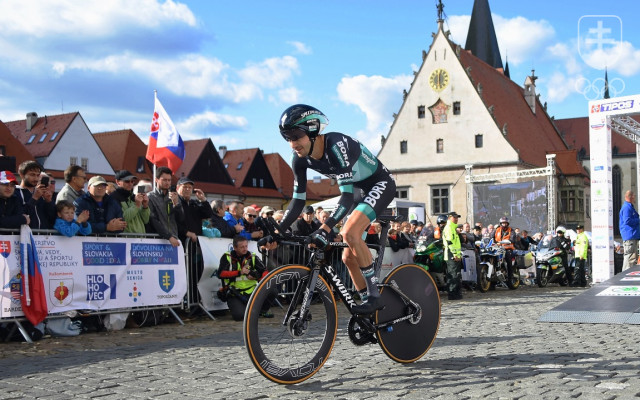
[619,190,640,271]
[74,176,126,234]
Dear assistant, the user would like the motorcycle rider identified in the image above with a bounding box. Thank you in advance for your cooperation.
[550,226,573,283]
[494,216,516,281]
[426,214,447,244]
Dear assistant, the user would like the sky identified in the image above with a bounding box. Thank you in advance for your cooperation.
[1,0,638,168]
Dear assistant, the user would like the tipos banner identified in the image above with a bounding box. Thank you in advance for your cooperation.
[0,234,186,319]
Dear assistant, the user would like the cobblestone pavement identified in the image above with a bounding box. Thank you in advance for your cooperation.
[1,284,639,399]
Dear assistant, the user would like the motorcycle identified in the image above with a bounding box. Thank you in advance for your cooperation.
[413,237,446,291]
[476,238,520,291]
[533,235,569,287]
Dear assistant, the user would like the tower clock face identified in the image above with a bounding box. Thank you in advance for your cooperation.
[429,68,449,91]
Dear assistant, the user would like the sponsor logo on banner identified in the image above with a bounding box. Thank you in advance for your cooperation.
[0,241,10,258]
[86,274,117,301]
[590,123,605,129]
[82,242,126,266]
[130,243,178,265]
[129,282,142,302]
[49,279,73,307]
[596,286,640,296]
[3,274,22,305]
[590,100,634,113]
[621,277,640,281]
[159,270,175,293]
[627,271,640,276]
[594,165,604,171]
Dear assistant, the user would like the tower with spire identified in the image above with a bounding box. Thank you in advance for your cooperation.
[464,0,504,69]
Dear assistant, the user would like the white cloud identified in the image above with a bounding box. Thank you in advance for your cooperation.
[547,42,582,75]
[276,87,300,104]
[446,14,554,66]
[288,41,312,55]
[0,0,197,38]
[180,110,248,136]
[581,41,640,76]
[545,71,585,103]
[337,74,413,152]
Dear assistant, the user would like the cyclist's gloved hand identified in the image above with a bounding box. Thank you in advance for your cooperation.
[310,228,330,248]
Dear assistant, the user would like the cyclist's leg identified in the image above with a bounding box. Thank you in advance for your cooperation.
[342,211,372,290]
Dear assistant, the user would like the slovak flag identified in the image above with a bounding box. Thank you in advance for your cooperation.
[20,225,48,326]
[146,94,185,173]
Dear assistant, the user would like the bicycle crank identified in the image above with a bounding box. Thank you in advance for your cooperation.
[347,316,377,345]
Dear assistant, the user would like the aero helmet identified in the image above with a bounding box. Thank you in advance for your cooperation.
[436,215,447,225]
[279,104,329,142]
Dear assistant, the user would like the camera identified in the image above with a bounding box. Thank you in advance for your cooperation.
[40,176,50,186]
[136,185,147,194]
[170,185,177,192]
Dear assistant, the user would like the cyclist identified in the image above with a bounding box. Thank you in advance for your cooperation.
[277,104,396,314]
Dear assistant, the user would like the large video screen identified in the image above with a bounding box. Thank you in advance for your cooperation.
[473,179,547,235]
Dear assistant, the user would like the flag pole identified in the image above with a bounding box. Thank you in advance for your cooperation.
[152,90,158,191]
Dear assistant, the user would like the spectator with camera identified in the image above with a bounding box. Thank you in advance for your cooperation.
[217,235,272,321]
[111,170,149,234]
[147,166,183,247]
[16,161,56,229]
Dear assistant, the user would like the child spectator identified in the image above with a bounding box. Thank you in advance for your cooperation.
[54,200,92,237]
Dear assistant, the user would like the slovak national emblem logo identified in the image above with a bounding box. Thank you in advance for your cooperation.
[158,270,174,293]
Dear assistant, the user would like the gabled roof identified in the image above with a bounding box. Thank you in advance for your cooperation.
[554,116,637,157]
[94,129,152,180]
[175,139,209,178]
[4,112,78,158]
[464,0,503,69]
[0,120,34,170]
[223,148,258,185]
[551,149,589,177]
[176,139,242,196]
[263,152,294,199]
[457,46,568,167]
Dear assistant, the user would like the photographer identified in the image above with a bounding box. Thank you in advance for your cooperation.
[217,235,272,321]
[112,170,149,234]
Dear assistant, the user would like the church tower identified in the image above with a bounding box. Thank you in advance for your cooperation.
[464,0,503,69]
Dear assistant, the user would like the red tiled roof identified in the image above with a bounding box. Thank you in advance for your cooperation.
[263,152,294,198]
[457,47,568,167]
[4,112,78,158]
[0,120,34,169]
[223,148,258,186]
[554,116,637,156]
[198,182,244,196]
[94,129,152,180]
[551,149,589,177]
[306,178,341,200]
[175,139,209,178]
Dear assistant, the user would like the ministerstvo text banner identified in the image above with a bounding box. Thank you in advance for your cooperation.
[0,235,186,319]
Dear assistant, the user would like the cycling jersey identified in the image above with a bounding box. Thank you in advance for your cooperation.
[280,132,396,231]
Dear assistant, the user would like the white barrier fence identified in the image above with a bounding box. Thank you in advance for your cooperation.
[1,233,187,320]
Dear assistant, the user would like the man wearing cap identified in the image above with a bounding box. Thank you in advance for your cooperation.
[241,206,265,240]
[74,176,126,233]
[0,171,30,229]
[443,211,463,300]
[16,160,56,229]
[57,165,86,205]
[573,224,589,287]
[292,205,316,237]
[256,205,275,233]
[111,170,149,234]
[176,177,213,244]
[148,166,183,247]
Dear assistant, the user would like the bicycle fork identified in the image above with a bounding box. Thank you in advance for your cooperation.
[283,267,321,337]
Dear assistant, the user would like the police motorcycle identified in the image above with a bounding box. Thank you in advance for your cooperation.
[533,234,569,287]
[413,237,446,290]
[476,237,520,291]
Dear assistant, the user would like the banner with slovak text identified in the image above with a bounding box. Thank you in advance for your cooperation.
[0,235,186,319]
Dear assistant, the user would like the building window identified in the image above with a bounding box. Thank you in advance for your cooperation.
[252,178,257,187]
[396,187,409,199]
[453,101,461,115]
[475,134,483,148]
[70,156,77,166]
[27,134,37,144]
[38,133,48,143]
[236,162,243,170]
[560,190,581,212]
[136,156,146,173]
[418,106,426,119]
[260,178,264,188]
[50,131,59,141]
[400,140,408,154]
[224,163,229,168]
[81,157,88,170]
[431,185,450,214]
[0,145,5,155]
[436,139,444,153]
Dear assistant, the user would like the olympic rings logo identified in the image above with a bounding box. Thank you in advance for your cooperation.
[575,77,625,101]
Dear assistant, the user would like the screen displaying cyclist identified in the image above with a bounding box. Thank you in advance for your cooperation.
[277,104,396,314]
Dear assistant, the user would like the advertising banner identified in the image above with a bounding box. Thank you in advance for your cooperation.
[0,235,186,319]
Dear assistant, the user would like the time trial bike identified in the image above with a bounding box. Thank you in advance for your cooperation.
[243,216,441,384]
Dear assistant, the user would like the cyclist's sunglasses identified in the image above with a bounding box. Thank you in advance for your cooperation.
[281,128,308,142]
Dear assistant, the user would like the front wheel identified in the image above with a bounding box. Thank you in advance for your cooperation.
[244,265,338,385]
[376,263,441,363]
[536,267,548,287]
[506,263,520,290]
[476,263,491,293]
